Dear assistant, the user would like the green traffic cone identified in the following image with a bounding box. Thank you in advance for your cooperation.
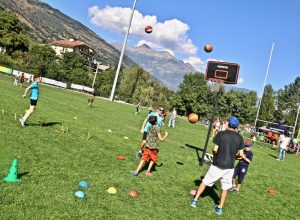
[3,159,20,182]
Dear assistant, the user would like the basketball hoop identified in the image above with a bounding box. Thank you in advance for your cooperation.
[209,79,223,92]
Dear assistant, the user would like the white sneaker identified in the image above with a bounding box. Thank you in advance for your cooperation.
[276,158,280,161]
[19,118,25,127]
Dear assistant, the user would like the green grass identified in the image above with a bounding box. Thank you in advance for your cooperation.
[0,74,299,219]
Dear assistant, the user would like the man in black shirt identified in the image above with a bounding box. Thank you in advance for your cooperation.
[191,116,245,215]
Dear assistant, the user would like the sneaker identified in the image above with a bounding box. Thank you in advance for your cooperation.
[145,171,153,176]
[130,171,138,176]
[136,151,142,160]
[214,205,223,215]
[276,158,280,161]
[190,199,197,208]
[230,185,236,191]
[19,118,25,127]
[233,188,240,194]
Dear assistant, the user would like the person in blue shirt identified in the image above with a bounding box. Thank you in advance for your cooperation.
[19,74,41,127]
[231,140,253,193]
[136,105,164,159]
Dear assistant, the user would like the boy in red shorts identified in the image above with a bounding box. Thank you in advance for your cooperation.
[130,115,168,176]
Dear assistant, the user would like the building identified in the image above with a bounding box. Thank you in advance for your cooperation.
[50,38,95,67]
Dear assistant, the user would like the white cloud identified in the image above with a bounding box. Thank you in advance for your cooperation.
[88,5,198,55]
[237,77,244,84]
[183,56,206,72]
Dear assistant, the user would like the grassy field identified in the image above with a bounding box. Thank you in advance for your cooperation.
[0,74,299,219]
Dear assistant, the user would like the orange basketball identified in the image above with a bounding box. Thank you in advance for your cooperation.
[188,113,198,124]
[128,190,138,197]
[204,43,213,53]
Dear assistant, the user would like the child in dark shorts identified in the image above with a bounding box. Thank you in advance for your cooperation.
[130,115,168,176]
[232,140,253,193]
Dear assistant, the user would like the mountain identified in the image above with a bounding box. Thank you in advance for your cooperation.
[113,43,196,91]
[0,0,135,67]
[224,85,253,93]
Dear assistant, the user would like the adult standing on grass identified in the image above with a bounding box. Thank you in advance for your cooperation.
[168,108,177,128]
[19,74,41,127]
[13,71,20,86]
[276,130,291,161]
[190,116,245,215]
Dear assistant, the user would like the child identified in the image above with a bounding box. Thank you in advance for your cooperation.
[19,72,25,87]
[14,72,19,86]
[232,140,253,193]
[136,105,164,159]
[88,93,95,108]
[276,131,291,161]
[19,74,41,127]
[130,115,168,176]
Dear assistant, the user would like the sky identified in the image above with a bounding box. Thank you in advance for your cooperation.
[42,0,299,96]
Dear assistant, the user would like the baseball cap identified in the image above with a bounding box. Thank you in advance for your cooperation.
[228,116,239,128]
[245,140,252,147]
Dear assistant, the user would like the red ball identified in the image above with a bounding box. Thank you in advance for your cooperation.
[128,190,138,197]
[204,43,213,53]
[188,113,198,124]
[145,25,153,34]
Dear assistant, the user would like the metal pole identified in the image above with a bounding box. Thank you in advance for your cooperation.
[292,104,300,137]
[200,90,221,166]
[92,65,98,89]
[109,0,137,101]
[253,42,275,129]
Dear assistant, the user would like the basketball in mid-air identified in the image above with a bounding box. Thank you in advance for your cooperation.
[204,43,213,53]
[188,113,198,124]
[145,25,153,34]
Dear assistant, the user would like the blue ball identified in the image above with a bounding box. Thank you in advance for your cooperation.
[74,190,85,199]
[79,181,89,189]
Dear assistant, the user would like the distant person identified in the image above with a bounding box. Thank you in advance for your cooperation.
[136,105,164,160]
[135,102,141,114]
[168,108,177,128]
[19,72,25,87]
[88,93,95,108]
[19,74,41,127]
[190,116,244,215]
[276,131,291,161]
[130,116,168,176]
[14,72,20,86]
[231,140,253,193]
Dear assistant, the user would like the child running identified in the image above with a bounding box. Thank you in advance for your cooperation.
[231,140,253,193]
[19,74,41,127]
[130,115,168,176]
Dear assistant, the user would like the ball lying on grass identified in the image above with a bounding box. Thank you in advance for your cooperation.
[74,191,85,199]
[79,181,89,189]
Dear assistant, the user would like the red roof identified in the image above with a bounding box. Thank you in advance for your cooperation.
[51,40,91,48]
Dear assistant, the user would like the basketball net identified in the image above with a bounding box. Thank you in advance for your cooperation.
[209,80,223,92]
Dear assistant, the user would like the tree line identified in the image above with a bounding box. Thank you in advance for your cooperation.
[0,10,298,129]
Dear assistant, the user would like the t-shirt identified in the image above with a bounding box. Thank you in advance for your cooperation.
[144,126,160,149]
[171,110,177,119]
[212,130,245,169]
[279,136,291,150]
[29,82,39,100]
[143,112,163,132]
[237,150,253,167]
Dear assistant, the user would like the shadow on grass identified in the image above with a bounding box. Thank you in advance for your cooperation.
[194,177,220,205]
[176,161,184,165]
[185,144,204,165]
[27,122,62,127]
[268,154,277,159]
[139,162,163,173]
[18,171,29,179]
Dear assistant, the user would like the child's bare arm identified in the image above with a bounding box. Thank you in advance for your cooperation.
[22,87,30,97]
[158,131,168,141]
[241,155,251,164]
[140,118,148,133]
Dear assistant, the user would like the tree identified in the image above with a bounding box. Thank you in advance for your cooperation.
[275,77,300,129]
[0,10,22,39]
[27,44,57,76]
[175,73,212,116]
[258,84,275,125]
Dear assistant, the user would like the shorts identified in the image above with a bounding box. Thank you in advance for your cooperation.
[142,131,148,141]
[30,99,38,106]
[202,165,234,190]
[141,147,158,163]
[233,165,248,184]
